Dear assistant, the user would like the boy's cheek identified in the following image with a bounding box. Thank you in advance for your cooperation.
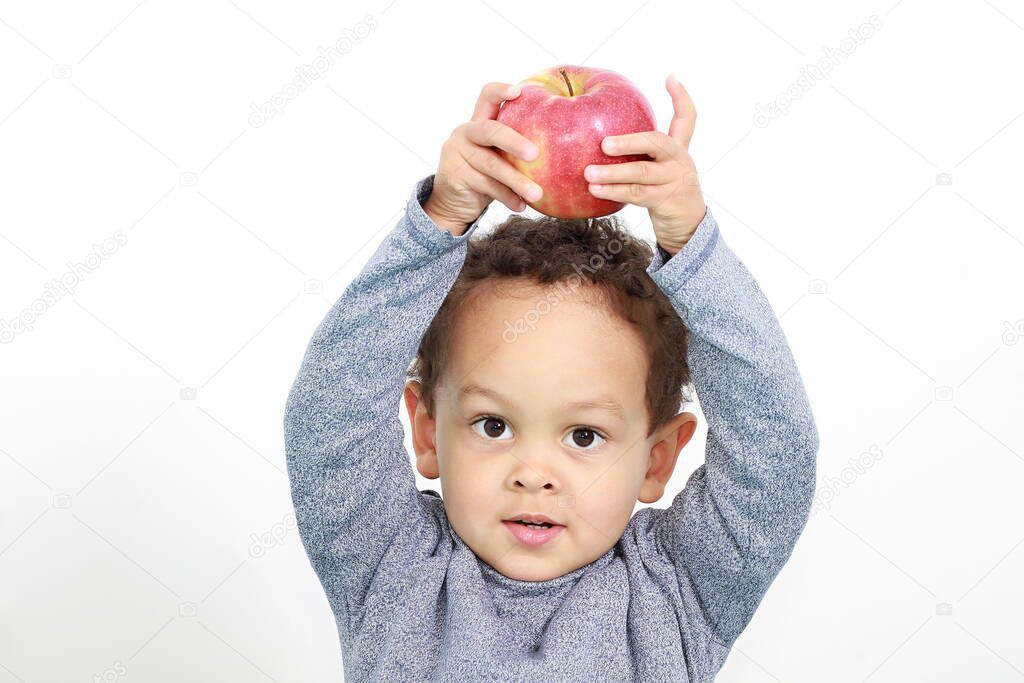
[572,479,639,535]
[437,444,497,497]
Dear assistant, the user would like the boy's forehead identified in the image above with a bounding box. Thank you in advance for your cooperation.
[453,281,627,351]
[457,381,631,424]
[444,281,649,413]
[457,277,613,329]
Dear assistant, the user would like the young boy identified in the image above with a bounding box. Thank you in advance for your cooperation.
[284,76,818,681]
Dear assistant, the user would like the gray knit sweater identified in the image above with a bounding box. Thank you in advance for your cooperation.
[283,173,819,682]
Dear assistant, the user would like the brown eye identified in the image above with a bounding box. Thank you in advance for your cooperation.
[472,417,512,440]
[564,427,605,450]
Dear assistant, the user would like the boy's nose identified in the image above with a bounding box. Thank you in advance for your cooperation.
[511,476,557,491]
[507,461,560,492]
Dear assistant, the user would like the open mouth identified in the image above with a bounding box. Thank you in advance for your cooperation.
[512,520,554,529]
[501,518,565,546]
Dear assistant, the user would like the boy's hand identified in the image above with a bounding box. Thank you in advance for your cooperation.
[423,82,545,235]
[584,75,706,254]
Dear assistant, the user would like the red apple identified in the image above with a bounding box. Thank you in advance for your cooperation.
[496,64,656,219]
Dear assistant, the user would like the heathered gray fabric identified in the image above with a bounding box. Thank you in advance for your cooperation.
[283,173,819,682]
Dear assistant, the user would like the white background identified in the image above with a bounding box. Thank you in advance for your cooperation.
[2,1,1022,681]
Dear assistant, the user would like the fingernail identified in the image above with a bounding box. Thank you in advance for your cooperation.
[585,165,601,180]
[603,138,616,152]
[528,185,543,201]
[525,145,539,160]
[589,184,604,195]
[507,85,521,98]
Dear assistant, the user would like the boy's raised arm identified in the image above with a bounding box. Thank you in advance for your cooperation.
[644,207,819,657]
[283,174,487,622]
[283,80,549,628]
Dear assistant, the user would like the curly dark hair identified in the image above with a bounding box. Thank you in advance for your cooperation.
[407,213,693,439]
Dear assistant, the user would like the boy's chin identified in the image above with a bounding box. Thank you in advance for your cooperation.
[493,557,569,582]
[486,548,594,583]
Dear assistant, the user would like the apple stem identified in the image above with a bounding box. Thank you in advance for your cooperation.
[559,68,574,97]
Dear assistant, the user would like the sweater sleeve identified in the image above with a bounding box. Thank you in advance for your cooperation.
[643,207,819,656]
[283,173,487,625]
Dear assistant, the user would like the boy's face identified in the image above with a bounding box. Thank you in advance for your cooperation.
[405,279,696,582]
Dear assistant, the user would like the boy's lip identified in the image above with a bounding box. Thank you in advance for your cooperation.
[502,520,565,546]
[503,512,562,526]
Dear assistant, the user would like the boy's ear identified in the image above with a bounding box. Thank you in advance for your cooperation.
[639,411,698,504]
[403,380,440,480]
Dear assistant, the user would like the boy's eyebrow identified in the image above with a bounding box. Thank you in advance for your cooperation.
[458,383,627,422]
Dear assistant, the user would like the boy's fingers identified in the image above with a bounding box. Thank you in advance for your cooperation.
[587,181,657,206]
[461,144,543,203]
[666,75,696,147]
[602,131,673,160]
[583,160,672,185]
[465,119,540,162]
[471,81,521,122]
[466,166,527,212]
